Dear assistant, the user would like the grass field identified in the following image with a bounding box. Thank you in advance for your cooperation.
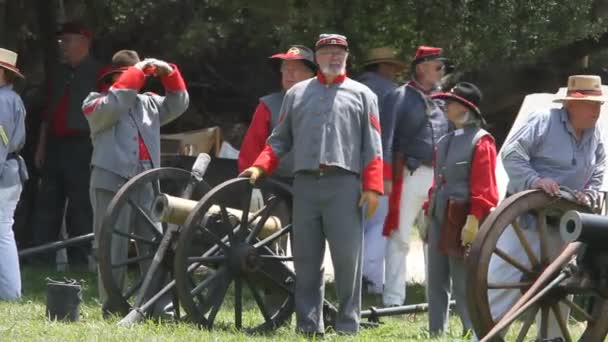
[0,266,476,342]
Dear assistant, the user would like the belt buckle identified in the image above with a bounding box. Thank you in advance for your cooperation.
[318,169,325,177]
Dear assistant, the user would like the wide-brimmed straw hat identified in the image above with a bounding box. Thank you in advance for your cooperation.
[362,47,407,72]
[553,75,608,103]
[0,48,25,80]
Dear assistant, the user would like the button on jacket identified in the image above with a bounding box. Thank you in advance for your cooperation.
[82,65,189,179]
[253,73,383,193]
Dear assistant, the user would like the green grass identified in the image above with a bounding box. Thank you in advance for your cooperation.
[0,266,476,341]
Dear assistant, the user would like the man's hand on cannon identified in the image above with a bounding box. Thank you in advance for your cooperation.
[574,190,592,207]
[240,166,265,185]
[359,190,380,218]
[533,177,561,196]
[461,214,479,246]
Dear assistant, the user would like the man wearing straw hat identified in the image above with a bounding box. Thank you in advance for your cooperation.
[490,75,606,340]
[0,48,28,299]
[356,47,405,299]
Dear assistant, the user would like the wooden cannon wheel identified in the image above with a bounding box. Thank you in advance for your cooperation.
[466,189,608,341]
[174,177,295,333]
[99,167,210,316]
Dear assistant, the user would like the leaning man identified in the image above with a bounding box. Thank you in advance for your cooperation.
[489,75,606,340]
[242,34,383,335]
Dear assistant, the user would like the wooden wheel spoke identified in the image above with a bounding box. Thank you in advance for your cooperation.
[258,269,294,294]
[112,253,153,268]
[123,276,145,299]
[206,274,231,328]
[540,305,549,339]
[234,276,243,329]
[493,247,535,276]
[562,298,593,322]
[258,255,293,262]
[199,225,229,251]
[551,303,572,342]
[112,229,158,245]
[512,219,540,268]
[237,184,253,239]
[246,278,273,323]
[515,305,538,342]
[218,205,235,242]
[152,180,161,196]
[191,267,226,297]
[537,210,549,265]
[487,281,533,289]
[187,255,226,264]
[254,224,292,249]
[245,196,280,244]
[127,199,163,238]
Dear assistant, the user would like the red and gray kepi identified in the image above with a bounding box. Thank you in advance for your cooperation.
[57,21,93,39]
[270,45,317,72]
[0,48,25,80]
[315,33,348,51]
[432,82,485,124]
[98,50,141,84]
[412,45,446,66]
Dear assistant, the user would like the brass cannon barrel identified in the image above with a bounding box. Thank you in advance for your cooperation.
[560,210,608,244]
[151,194,282,238]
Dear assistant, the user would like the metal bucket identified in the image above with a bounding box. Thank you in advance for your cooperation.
[46,278,82,322]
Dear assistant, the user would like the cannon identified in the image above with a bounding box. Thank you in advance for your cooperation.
[465,189,608,341]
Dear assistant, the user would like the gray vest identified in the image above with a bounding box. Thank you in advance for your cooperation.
[260,91,294,177]
[429,126,491,220]
[47,56,102,133]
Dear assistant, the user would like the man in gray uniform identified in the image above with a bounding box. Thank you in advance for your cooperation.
[81,50,188,306]
[238,45,317,183]
[0,48,28,300]
[243,34,383,335]
[356,47,405,298]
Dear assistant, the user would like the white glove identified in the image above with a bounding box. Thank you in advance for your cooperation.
[134,58,157,72]
[151,59,173,77]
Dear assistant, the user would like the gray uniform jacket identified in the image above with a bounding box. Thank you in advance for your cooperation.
[502,107,605,204]
[260,91,294,177]
[0,85,28,187]
[82,65,189,180]
[254,74,384,193]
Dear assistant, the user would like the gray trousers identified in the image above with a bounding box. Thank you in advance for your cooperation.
[426,217,472,336]
[90,162,166,311]
[292,170,363,334]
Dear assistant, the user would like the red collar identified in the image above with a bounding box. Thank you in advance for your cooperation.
[407,79,431,94]
[317,72,346,85]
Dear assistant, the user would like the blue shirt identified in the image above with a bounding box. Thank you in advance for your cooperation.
[0,85,27,186]
[502,107,605,203]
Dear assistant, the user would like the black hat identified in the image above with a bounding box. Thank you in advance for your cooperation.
[57,21,92,39]
[98,50,141,83]
[270,45,317,73]
[432,82,485,123]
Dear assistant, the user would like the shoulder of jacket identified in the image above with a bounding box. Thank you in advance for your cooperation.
[260,91,284,103]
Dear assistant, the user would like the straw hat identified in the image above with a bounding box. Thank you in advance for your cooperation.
[0,48,25,80]
[553,75,608,103]
[362,47,407,71]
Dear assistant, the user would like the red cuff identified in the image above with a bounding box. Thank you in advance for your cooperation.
[362,156,384,194]
[112,67,146,90]
[383,160,393,180]
[160,64,187,91]
[253,144,279,175]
